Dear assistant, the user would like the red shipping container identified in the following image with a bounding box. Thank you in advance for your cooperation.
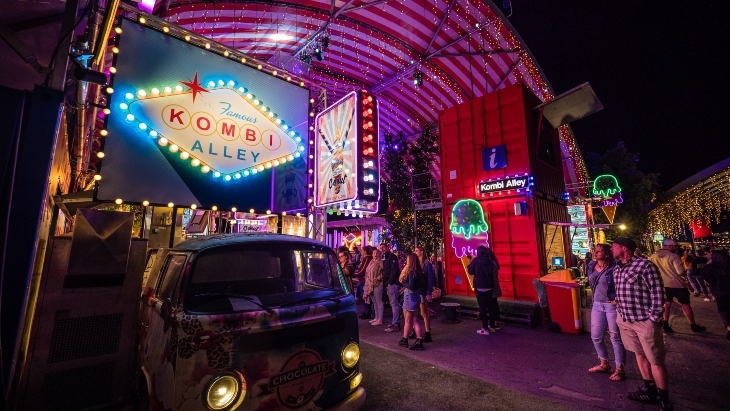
[439,84,571,302]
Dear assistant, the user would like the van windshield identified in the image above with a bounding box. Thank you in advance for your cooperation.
[185,243,344,313]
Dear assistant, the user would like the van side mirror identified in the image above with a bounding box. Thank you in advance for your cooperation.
[160,298,174,321]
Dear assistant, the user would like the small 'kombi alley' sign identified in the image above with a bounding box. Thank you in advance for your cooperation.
[477,175,532,196]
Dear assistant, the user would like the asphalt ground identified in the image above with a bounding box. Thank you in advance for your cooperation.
[356,295,730,411]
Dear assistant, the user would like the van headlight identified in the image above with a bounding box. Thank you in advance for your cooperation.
[204,371,246,410]
[342,342,360,369]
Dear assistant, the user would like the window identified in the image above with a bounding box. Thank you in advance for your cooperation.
[185,243,343,313]
[156,254,186,299]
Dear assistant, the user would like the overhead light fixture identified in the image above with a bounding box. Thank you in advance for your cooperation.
[413,69,423,87]
[300,53,312,64]
[321,36,330,50]
[313,48,323,61]
[271,33,293,41]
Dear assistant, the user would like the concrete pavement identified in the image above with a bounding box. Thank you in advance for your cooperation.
[357,295,729,411]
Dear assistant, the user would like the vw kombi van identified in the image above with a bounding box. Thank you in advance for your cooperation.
[137,233,364,411]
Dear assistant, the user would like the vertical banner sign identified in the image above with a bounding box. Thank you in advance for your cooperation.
[315,93,356,205]
[314,90,379,213]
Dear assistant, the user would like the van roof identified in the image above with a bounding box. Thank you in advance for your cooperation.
[172,233,330,252]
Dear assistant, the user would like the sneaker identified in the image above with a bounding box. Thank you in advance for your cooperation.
[690,324,706,333]
[487,326,497,333]
[476,328,490,335]
[710,296,716,302]
[493,324,502,331]
[704,297,711,302]
[371,321,382,326]
[663,323,675,333]
[423,331,432,342]
[368,319,377,323]
[694,293,700,297]
[398,337,409,347]
[627,387,658,403]
[659,400,674,411]
[384,323,400,333]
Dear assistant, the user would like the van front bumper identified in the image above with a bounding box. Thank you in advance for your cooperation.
[327,387,366,411]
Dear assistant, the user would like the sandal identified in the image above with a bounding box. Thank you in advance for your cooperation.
[588,362,611,373]
[609,366,625,381]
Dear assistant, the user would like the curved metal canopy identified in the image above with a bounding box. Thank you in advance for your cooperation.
[145,0,588,184]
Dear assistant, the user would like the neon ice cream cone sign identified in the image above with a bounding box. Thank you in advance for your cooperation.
[450,199,490,258]
[592,175,623,224]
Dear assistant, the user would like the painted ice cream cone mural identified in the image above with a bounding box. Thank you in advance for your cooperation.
[593,175,623,224]
[450,200,489,289]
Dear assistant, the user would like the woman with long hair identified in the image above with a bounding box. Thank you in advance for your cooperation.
[365,248,384,326]
[355,246,374,318]
[587,243,626,381]
[398,253,426,350]
[338,250,355,294]
[701,250,730,339]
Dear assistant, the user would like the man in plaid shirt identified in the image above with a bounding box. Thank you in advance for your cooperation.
[611,237,672,411]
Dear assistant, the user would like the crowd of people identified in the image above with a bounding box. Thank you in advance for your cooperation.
[335,242,453,350]
[334,237,729,411]
[335,242,502,347]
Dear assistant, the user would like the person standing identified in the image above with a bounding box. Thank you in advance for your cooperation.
[338,250,355,295]
[611,237,673,411]
[701,250,730,339]
[484,247,502,330]
[691,249,713,300]
[364,248,384,326]
[354,246,373,318]
[649,239,706,333]
[587,244,625,381]
[468,246,498,335]
[380,243,402,333]
[397,253,426,350]
[415,246,435,342]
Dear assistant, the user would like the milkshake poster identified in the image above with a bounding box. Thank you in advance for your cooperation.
[314,92,357,206]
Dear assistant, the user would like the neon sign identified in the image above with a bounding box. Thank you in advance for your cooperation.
[476,174,533,198]
[592,174,624,207]
[449,199,490,258]
[120,74,304,177]
[314,90,379,213]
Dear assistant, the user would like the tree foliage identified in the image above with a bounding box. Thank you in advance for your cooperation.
[381,125,442,255]
[586,141,662,243]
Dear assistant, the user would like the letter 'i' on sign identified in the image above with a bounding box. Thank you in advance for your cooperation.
[481,144,507,170]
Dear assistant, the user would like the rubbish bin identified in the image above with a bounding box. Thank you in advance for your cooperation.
[540,270,581,334]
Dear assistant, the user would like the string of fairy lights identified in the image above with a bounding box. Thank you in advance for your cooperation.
[648,166,730,238]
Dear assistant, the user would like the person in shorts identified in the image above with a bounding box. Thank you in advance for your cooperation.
[611,237,673,411]
[649,239,706,333]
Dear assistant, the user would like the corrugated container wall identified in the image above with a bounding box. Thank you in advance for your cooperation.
[439,85,570,301]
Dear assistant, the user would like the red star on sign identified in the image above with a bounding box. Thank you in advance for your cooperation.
[180,72,208,102]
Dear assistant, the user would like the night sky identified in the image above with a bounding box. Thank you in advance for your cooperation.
[505,1,728,190]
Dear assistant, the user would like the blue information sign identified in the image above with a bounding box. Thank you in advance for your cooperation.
[482,144,507,170]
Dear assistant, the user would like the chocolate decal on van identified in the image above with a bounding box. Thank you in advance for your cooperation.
[257,349,336,408]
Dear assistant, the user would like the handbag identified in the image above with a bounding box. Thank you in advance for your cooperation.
[431,286,442,299]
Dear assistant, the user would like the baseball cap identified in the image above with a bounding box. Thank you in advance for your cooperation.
[612,237,637,252]
[662,239,678,247]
